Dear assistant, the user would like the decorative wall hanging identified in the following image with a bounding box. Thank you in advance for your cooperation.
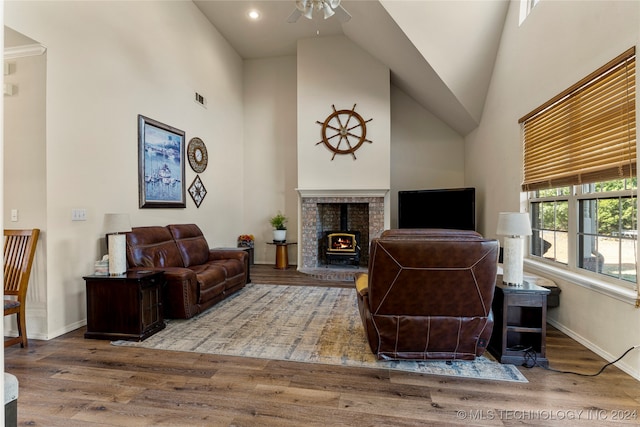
[316,104,372,160]
[187,137,208,173]
[138,115,186,208]
[188,175,207,208]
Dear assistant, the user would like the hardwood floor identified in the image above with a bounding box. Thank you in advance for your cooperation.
[5,265,640,426]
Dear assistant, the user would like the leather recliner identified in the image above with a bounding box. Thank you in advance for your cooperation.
[355,228,499,360]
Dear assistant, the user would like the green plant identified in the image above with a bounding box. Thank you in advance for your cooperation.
[269,212,287,230]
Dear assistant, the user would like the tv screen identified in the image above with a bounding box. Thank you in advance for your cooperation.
[398,188,476,231]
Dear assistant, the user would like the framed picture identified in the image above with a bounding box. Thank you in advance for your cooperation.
[138,115,186,208]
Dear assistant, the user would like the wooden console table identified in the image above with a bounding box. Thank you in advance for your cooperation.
[83,270,166,341]
[489,275,550,368]
[267,242,296,269]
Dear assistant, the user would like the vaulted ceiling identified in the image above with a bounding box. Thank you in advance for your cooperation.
[194,0,510,136]
[4,1,510,137]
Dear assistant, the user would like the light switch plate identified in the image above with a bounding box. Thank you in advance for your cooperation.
[71,208,87,221]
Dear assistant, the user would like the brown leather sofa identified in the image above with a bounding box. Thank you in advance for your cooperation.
[126,224,248,319]
[355,228,499,361]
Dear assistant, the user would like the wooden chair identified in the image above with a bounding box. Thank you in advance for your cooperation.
[4,229,40,348]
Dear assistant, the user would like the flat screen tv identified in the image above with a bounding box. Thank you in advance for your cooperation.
[398,187,476,231]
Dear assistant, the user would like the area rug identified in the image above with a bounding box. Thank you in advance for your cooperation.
[113,284,527,383]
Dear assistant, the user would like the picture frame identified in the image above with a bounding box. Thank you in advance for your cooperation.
[138,115,186,208]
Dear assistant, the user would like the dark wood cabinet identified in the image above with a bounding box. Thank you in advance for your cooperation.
[83,271,165,341]
[489,276,550,368]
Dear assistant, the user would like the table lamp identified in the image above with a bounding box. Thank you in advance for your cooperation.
[104,213,132,275]
[496,212,532,286]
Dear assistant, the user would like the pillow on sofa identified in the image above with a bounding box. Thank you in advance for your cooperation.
[168,224,210,267]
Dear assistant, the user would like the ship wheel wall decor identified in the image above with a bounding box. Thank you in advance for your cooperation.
[316,104,373,160]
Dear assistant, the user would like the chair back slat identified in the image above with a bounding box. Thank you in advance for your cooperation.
[4,229,40,298]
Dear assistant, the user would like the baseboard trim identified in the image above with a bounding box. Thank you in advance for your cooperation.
[547,318,639,381]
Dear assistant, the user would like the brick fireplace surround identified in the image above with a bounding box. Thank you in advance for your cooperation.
[298,190,387,271]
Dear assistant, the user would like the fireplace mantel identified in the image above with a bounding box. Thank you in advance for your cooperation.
[297,189,389,198]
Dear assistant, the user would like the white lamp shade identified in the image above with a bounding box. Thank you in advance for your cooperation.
[103,213,132,234]
[496,212,532,237]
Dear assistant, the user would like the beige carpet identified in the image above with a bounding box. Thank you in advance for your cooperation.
[113,284,527,383]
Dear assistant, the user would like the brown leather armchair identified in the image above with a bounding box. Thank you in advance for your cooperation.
[355,229,499,360]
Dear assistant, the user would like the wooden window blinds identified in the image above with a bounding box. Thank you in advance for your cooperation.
[520,47,636,191]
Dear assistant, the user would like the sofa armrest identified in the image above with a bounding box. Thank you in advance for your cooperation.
[208,248,249,286]
[355,272,369,297]
[208,249,247,263]
[141,266,199,319]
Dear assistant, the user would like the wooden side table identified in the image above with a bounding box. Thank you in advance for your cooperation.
[489,275,550,367]
[83,270,166,341]
[267,242,297,269]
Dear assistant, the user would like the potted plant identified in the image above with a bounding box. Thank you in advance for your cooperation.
[270,212,288,242]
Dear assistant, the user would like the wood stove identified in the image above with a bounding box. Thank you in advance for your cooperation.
[325,231,361,266]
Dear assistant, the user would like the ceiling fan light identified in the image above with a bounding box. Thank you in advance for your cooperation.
[328,0,341,9]
[322,3,335,19]
[302,5,314,19]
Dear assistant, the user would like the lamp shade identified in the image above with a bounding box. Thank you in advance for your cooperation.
[103,213,132,234]
[496,212,532,237]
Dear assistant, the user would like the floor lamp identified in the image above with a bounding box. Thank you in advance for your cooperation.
[104,213,132,276]
[497,212,532,286]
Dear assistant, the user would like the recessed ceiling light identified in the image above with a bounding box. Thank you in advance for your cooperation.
[248,9,261,20]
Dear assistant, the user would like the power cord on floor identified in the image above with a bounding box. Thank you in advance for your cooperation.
[514,344,640,376]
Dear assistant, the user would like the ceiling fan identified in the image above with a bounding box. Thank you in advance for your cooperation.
[287,0,352,23]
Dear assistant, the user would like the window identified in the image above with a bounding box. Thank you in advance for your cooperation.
[530,180,637,287]
[530,187,569,265]
[578,179,637,283]
[521,48,637,290]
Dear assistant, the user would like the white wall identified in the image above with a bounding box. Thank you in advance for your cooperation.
[243,56,298,265]
[466,0,640,378]
[389,86,465,228]
[5,1,244,339]
[297,36,391,192]
[3,50,48,337]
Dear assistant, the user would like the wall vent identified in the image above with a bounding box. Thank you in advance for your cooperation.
[194,92,207,108]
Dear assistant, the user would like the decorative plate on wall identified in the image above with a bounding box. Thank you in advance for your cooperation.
[316,104,373,160]
[187,137,208,173]
[188,175,207,208]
